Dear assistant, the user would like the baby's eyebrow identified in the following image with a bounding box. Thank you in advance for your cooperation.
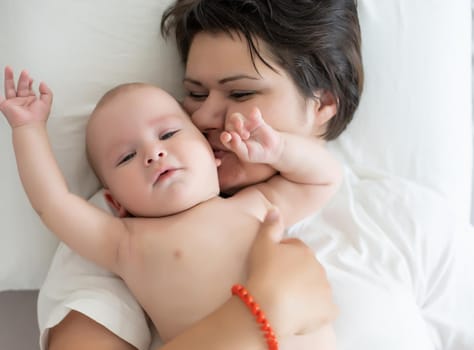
[105,139,132,163]
[146,114,176,128]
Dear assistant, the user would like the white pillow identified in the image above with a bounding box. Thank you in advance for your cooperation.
[0,0,471,290]
[330,0,472,223]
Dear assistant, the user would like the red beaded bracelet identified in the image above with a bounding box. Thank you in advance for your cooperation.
[231,284,279,350]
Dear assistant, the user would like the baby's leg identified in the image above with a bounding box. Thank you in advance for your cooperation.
[280,324,337,350]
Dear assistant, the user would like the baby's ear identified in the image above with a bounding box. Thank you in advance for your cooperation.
[103,190,127,218]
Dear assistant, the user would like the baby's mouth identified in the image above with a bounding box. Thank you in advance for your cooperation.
[153,168,178,185]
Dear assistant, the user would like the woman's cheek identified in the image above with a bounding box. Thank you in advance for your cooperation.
[182,98,199,115]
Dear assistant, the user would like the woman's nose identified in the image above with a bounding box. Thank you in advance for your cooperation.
[190,94,226,132]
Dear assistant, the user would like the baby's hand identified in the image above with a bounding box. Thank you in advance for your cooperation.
[220,107,282,164]
[0,67,53,128]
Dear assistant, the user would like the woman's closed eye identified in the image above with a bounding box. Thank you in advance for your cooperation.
[117,151,136,166]
[187,91,208,100]
[230,91,256,100]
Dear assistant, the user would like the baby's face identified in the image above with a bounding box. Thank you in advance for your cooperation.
[88,85,220,217]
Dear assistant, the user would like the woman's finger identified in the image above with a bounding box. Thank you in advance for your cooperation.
[256,207,284,244]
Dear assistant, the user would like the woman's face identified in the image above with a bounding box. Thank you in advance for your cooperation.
[183,32,323,194]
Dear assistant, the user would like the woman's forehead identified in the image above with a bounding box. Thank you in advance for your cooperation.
[185,32,282,82]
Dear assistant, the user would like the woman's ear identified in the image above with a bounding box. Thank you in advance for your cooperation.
[103,190,128,218]
[313,90,338,130]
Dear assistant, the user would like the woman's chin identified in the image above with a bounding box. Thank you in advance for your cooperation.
[218,158,276,195]
[218,168,245,195]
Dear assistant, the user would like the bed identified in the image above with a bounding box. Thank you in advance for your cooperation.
[0,0,473,349]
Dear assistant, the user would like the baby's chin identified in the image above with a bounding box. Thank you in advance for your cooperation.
[218,156,276,196]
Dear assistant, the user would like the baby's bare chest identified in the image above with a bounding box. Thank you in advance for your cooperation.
[120,210,261,341]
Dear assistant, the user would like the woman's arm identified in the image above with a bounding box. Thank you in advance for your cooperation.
[48,312,137,350]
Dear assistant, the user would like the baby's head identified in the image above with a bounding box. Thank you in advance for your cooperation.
[86,83,220,218]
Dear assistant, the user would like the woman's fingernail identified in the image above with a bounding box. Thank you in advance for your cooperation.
[265,207,280,223]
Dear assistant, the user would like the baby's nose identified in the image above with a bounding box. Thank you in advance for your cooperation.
[145,150,166,165]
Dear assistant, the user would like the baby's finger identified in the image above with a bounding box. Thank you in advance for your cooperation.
[17,70,32,97]
[246,107,265,131]
[250,107,263,122]
[229,131,241,144]
[28,78,35,97]
[220,131,232,145]
[235,114,251,139]
[4,66,16,99]
[39,82,53,106]
[228,113,244,134]
[228,131,249,157]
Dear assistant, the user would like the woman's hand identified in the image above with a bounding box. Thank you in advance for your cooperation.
[246,207,337,337]
[0,66,53,128]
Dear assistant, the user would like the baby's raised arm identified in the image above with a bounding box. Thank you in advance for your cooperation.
[0,67,126,273]
[221,107,342,225]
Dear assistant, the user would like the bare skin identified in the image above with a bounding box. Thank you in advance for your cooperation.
[48,312,137,350]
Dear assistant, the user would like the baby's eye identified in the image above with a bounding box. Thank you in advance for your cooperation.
[160,130,179,140]
[230,91,255,100]
[117,152,136,165]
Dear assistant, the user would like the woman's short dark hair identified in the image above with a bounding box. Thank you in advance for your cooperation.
[161,0,363,140]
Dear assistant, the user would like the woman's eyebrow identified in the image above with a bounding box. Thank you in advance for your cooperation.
[183,77,202,86]
[183,74,259,86]
[218,75,259,84]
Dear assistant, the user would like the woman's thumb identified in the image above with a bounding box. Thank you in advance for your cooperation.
[259,207,284,242]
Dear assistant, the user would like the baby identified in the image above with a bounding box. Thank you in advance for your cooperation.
[1,67,341,349]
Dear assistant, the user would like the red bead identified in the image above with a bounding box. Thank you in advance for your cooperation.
[231,284,278,350]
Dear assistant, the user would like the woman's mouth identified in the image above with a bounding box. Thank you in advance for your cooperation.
[213,149,227,160]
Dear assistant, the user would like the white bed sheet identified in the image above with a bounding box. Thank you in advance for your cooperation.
[288,168,473,350]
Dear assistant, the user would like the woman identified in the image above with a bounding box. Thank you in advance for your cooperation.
[159,4,467,349]
[43,0,362,349]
